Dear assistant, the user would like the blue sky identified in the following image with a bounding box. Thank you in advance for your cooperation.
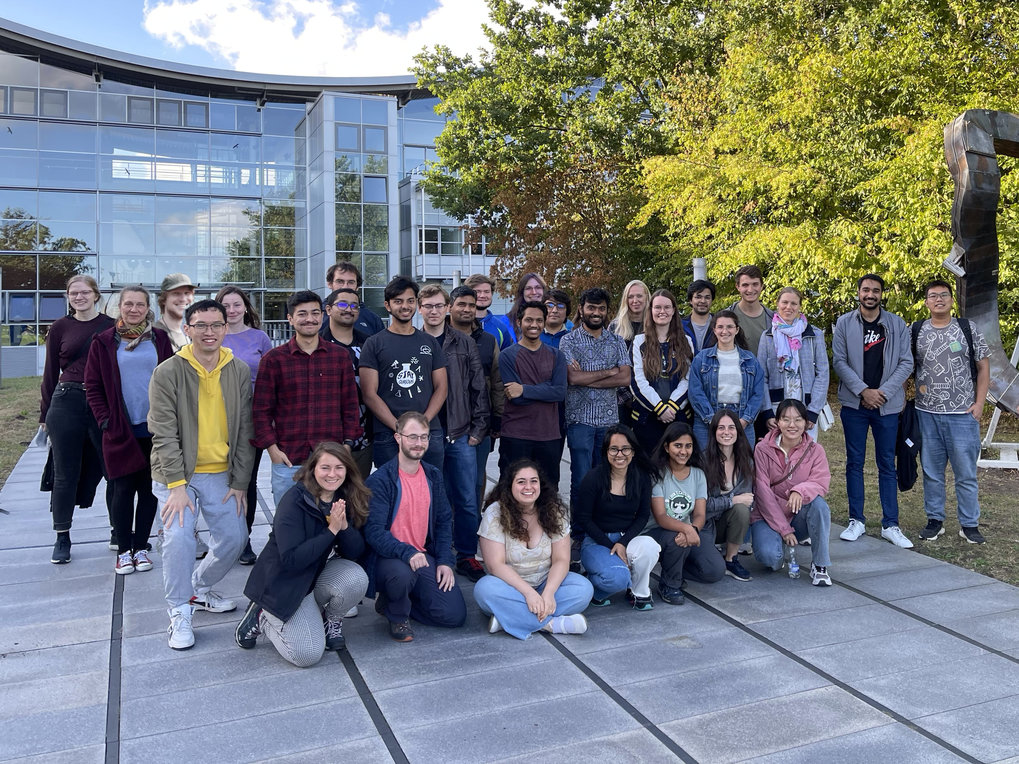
[2,0,488,76]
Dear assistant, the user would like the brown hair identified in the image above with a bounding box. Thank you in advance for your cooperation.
[464,273,495,290]
[215,285,262,329]
[67,274,101,305]
[482,459,566,541]
[640,289,692,381]
[295,441,370,527]
[418,284,449,304]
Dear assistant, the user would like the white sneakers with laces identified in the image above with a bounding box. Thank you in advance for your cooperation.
[880,525,914,549]
[167,605,195,650]
[839,519,866,541]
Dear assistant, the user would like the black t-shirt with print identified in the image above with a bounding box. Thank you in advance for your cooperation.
[861,318,885,390]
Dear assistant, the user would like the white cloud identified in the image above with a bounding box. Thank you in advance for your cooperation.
[142,0,491,76]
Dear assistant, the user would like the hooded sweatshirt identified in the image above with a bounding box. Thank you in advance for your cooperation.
[179,344,232,477]
[751,430,830,537]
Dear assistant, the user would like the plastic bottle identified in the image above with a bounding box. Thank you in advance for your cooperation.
[787,547,800,579]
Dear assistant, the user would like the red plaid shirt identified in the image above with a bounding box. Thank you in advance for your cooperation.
[253,336,362,463]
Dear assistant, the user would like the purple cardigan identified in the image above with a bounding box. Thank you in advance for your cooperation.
[85,327,174,480]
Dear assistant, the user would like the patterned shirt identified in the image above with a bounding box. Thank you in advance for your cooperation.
[915,319,989,414]
[253,336,362,463]
[559,325,631,427]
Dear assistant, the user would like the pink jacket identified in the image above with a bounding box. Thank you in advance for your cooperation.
[751,432,830,537]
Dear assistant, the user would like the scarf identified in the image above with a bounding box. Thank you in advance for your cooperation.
[772,312,807,375]
[116,311,154,351]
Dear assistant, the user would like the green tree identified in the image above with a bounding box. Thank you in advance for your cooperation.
[639,0,1019,337]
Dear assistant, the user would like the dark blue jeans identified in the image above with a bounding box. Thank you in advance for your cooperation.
[373,425,444,470]
[840,405,899,527]
[566,423,607,520]
[443,434,479,559]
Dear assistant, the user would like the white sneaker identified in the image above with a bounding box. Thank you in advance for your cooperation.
[810,563,832,587]
[881,525,914,549]
[190,591,237,612]
[488,615,503,634]
[546,614,588,635]
[839,519,866,541]
[167,605,195,650]
[737,542,753,555]
[343,604,359,618]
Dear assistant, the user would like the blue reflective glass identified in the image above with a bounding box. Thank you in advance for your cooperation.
[362,99,388,125]
[363,176,387,204]
[40,192,95,221]
[101,194,155,222]
[334,97,360,123]
[68,91,97,120]
[39,254,97,288]
[40,123,97,153]
[156,130,210,159]
[156,196,210,225]
[261,106,305,136]
[39,221,96,252]
[100,222,155,255]
[0,118,38,149]
[0,150,38,186]
[0,190,37,215]
[100,126,154,156]
[364,127,386,153]
[336,124,359,151]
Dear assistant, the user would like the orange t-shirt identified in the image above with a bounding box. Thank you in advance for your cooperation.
[390,466,430,552]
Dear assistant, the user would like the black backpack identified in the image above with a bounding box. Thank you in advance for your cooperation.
[910,317,978,386]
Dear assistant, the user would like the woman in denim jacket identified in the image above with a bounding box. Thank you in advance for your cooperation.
[688,310,765,448]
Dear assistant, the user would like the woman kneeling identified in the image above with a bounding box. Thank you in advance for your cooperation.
[474,461,593,638]
[751,399,833,586]
[236,442,369,666]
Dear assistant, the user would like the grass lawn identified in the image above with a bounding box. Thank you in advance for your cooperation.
[0,376,42,486]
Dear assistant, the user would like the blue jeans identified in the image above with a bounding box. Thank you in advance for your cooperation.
[580,533,661,599]
[840,406,899,527]
[443,434,480,559]
[918,410,981,527]
[475,434,492,508]
[473,572,593,640]
[373,425,445,470]
[567,424,607,516]
[270,462,301,507]
[751,496,831,571]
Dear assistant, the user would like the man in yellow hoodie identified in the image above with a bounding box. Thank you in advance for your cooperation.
[149,299,255,650]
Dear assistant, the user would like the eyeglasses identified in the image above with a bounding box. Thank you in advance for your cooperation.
[778,417,805,425]
[926,292,952,301]
[545,302,566,310]
[420,303,447,312]
[607,446,634,456]
[330,301,360,310]
[189,322,227,332]
[396,432,429,442]
[68,290,94,298]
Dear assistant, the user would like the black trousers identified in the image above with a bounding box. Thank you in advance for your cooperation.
[46,385,105,532]
[498,436,562,487]
[110,436,158,554]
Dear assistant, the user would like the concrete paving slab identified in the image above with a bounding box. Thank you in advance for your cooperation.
[751,603,922,652]
[260,737,394,762]
[942,608,1019,652]
[743,722,967,763]
[0,670,107,721]
[0,639,108,683]
[395,691,639,763]
[658,686,891,763]
[1,744,106,764]
[495,729,679,763]
[0,614,109,654]
[894,583,1019,622]
[917,695,1019,762]
[686,579,873,623]
[0,704,107,760]
[121,621,239,665]
[850,653,1019,718]
[846,563,994,600]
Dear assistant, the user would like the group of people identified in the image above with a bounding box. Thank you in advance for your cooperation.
[39,260,990,667]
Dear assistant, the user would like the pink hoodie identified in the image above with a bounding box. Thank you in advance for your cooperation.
[751,431,831,537]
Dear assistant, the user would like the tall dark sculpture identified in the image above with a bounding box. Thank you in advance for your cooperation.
[944,109,1019,415]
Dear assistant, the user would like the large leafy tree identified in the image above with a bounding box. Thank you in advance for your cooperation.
[640,0,1019,335]
[414,0,722,295]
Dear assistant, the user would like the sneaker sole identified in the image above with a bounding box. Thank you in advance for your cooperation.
[919,527,946,541]
[133,563,153,572]
[190,601,236,613]
[959,530,985,544]
[811,578,833,586]
[50,557,71,564]
[168,640,194,651]
[881,533,914,549]
[724,570,752,582]
[115,566,135,575]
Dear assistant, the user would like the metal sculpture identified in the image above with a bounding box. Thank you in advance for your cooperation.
[943,109,1019,415]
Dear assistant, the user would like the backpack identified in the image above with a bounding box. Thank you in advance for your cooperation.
[910,317,977,385]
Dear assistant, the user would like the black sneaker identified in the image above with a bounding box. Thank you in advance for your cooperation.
[238,540,257,565]
[456,558,485,582]
[724,557,753,582]
[590,596,612,607]
[631,593,653,611]
[657,583,685,605]
[235,601,262,649]
[919,519,945,541]
[51,533,71,564]
[389,620,414,642]
[569,537,583,573]
[959,526,986,544]
[324,618,345,651]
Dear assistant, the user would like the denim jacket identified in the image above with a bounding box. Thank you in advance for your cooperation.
[688,346,765,426]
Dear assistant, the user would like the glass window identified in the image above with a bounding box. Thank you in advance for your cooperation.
[101,193,155,223]
[102,79,153,96]
[0,255,35,287]
[0,218,38,250]
[362,99,388,125]
[263,201,297,227]
[212,133,259,161]
[0,190,38,215]
[11,87,37,116]
[156,130,210,159]
[40,123,97,153]
[335,204,362,252]
[336,124,359,151]
[212,225,258,258]
[263,228,295,256]
[39,152,98,189]
[363,176,387,204]
[40,90,68,118]
[336,173,360,203]
[420,227,438,254]
[402,119,441,146]
[335,153,362,173]
[210,102,235,131]
[39,254,97,289]
[0,53,40,86]
[101,126,154,156]
[39,221,96,252]
[100,222,155,255]
[0,86,5,114]
[399,97,442,120]
[235,104,259,132]
[68,91,97,120]
[264,257,295,288]
[40,192,95,221]
[99,257,156,288]
[363,204,388,252]
[363,154,388,173]
[127,97,154,124]
[209,256,259,285]
[40,294,68,320]
[40,63,96,91]
[156,224,205,256]
[8,293,36,321]
[261,106,305,136]
[334,97,360,123]
[100,93,126,122]
[185,101,208,128]
[364,127,386,153]
[441,226,462,255]
[364,254,387,286]
[262,135,296,165]
[157,99,182,126]
[0,118,38,149]
[210,198,257,228]
[403,145,426,176]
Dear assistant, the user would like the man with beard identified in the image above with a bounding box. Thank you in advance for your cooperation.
[559,288,632,563]
[325,261,384,336]
[682,279,716,353]
[364,412,466,642]
[360,276,448,469]
[254,291,362,506]
[832,273,914,549]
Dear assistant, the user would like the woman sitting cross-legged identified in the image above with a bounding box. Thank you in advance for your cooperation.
[645,422,725,605]
[750,399,833,586]
[235,442,369,666]
[573,425,661,610]
[702,409,755,582]
[473,460,594,638]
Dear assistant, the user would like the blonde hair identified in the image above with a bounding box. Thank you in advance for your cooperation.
[610,280,650,342]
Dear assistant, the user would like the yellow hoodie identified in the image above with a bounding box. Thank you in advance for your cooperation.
[178,344,233,477]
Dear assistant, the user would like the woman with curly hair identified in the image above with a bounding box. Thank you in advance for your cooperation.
[235,441,369,666]
[473,460,594,638]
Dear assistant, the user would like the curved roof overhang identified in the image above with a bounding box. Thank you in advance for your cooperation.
[0,16,428,104]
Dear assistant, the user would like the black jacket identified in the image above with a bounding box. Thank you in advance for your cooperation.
[243,482,366,621]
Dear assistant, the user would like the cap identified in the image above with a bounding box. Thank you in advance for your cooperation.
[160,273,198,293]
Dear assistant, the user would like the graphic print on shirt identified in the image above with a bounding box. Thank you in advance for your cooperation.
[388,357,423,399]
[862,326,885,352]
[665,487,693,523]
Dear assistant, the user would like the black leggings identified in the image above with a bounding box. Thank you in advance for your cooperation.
[46,385,105,532]
[109,437,158,554]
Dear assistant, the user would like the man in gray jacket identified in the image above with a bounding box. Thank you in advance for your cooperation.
[832,274,914,548]
[149,299,255,650]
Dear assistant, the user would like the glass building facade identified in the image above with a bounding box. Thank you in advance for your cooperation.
[0,20,500,377]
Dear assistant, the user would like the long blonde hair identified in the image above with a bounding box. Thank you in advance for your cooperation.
[610,280,650,342]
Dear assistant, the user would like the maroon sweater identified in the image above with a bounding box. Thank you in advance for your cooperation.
[40,314,115,422]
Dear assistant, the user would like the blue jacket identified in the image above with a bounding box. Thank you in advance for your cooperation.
[363,458,454,596]
[688,346,765,426]
[479,312,514,350]
[756,324,829,423]
[682,315,715,354]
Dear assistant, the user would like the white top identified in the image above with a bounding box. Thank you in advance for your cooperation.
[477,504,569,586]
[716,348,742,404]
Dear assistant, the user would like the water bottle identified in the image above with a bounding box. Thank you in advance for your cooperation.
[787,547,800,579]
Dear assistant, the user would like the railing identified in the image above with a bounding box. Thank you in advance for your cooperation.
[262,320,295,346]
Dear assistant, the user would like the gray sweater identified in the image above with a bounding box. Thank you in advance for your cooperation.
[832,308,913,415]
